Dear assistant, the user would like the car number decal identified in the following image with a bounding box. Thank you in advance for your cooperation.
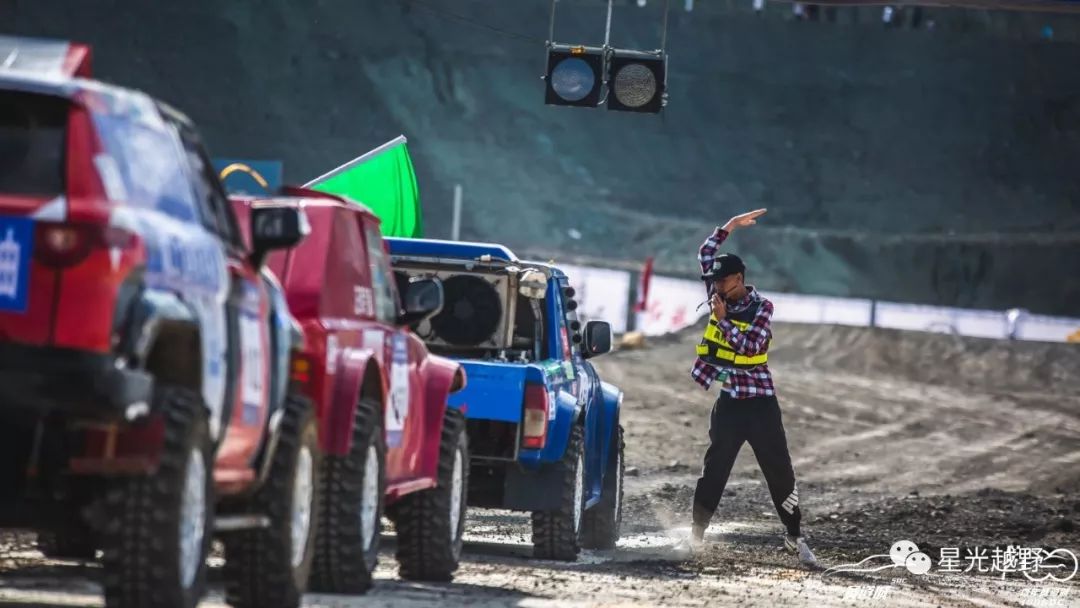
[354,286,374,317]
[239,312,266,425]
[386,332,410,447]
[326,334,340,376]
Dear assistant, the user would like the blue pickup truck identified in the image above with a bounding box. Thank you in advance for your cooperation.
[386,238,624,560]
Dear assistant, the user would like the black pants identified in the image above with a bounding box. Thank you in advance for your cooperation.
[692,393,802,537]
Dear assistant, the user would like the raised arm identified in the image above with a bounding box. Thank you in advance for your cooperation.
[698,227,729,275]
[698,209,767,275]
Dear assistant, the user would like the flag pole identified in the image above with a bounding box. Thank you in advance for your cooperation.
[451,184,463,241]
[303,135,408,187]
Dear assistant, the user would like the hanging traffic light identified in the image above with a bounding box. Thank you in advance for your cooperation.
[542,0,670,114]
[544,44,605,108]
[607,50,666,113]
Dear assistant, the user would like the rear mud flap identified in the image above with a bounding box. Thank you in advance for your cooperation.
[501,461,566,511]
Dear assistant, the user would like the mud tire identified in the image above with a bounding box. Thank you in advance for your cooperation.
[309,395,385,594]
[222,394,320,608]
[393,408,469,581]
[531,425,585,561]
[101,386,213,608]
[581,425,624,550]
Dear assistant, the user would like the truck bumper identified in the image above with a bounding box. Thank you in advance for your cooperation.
[0,343,153,422]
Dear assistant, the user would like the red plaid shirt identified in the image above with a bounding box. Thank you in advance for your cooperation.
[690,227,777,398]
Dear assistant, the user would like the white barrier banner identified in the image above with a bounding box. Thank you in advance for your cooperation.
[873,303,1007,339]
[762,292,873,327]
[1018,314,1080,343]
[637,275,710,336]
[544,262,1080,344]
[557,264,632,334]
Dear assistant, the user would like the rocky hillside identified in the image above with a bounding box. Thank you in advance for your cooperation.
[6,0,1079,313]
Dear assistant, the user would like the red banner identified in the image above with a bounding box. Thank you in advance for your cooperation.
[634,256,654,312]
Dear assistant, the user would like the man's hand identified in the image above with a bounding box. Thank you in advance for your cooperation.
[722,208,767,233]
[710,293,726,320]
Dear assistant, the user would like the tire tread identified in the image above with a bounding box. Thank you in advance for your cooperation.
[581,425,624,550]
[222,394,320,608]
[101,385,212,608]
[308,395,385,594]
[394,408,469,582]
[531,426,584,561]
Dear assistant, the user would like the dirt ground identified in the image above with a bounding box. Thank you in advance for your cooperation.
[2,323,1078,607]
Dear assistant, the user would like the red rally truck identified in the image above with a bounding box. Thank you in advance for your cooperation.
[0,61,320,608]
[231,187,469,588]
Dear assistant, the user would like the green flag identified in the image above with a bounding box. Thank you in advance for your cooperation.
[306,136,423,237]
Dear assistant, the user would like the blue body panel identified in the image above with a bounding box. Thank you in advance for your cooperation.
[596,381,623,483]
[387,238,623,512]
[449,361,530,422]
[385,237,517,263]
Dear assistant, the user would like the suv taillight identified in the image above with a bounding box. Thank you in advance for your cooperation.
[33,222,138,269]
[289,351,314,395]
[522,384,549,450]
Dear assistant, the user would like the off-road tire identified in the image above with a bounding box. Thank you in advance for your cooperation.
[531,425,585,561]
[101,386,213,608]
[394,408,469,581]
[581,425,624,549]
[37,526,96,560]
[309,395,385,594]
[222,395,321,608]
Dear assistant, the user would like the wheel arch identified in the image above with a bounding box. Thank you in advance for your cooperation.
[135,290,203,395]
[144,319,203,391]
[416,355,464,482]
[361,359,385,404]
[596,382,624,481]
[322,348,382,456]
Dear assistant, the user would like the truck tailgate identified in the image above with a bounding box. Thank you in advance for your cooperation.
[448,361,529,423]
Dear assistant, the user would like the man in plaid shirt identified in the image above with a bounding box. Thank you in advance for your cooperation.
[689,209,817,567]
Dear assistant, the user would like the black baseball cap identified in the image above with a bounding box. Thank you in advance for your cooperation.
[700,253,745,281]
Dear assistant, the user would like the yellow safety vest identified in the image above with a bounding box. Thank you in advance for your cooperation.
[695,301,769,369]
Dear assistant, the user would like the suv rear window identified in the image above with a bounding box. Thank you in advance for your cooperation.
[93,112,198,223]
[0,90,67,196]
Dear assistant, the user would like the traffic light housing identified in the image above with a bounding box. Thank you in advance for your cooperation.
[544,45,605,108]
[607,50,666,113]
[544,45,667,113]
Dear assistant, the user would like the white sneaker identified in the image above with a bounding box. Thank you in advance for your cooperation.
[785,535,819,568]
[689,524,706,551]
[674,525,706,553]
